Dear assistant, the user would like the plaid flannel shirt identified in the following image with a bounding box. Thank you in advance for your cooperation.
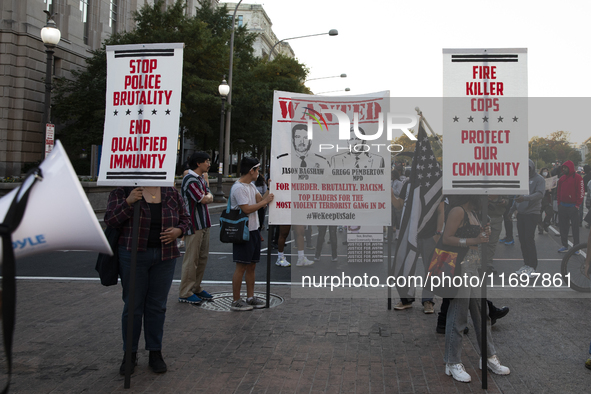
[104,187,190,261]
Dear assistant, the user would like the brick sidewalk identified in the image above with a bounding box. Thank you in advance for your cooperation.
[4,280,591,393]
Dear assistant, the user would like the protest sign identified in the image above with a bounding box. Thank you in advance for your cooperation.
[269,91,393,226]
[97,43,184,186]
[442,48,529,195]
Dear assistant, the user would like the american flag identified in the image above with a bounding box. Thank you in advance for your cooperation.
[392,121,442,299]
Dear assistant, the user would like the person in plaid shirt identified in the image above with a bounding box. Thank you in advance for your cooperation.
[105,185,189,375]
[178,152,214,304]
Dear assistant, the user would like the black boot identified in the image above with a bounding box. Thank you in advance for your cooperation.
[488,301,509,325]
[149,350,167,373]
[119,352,137,375]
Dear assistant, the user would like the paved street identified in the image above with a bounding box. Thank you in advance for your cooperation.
[7,215,591,393]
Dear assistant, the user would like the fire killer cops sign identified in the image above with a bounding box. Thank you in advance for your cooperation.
[442,48,528,195]
[98,43,184,186]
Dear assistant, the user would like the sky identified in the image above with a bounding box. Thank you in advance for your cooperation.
[220,0,591,144]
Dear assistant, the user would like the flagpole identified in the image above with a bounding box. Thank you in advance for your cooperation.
[415,107,442,149]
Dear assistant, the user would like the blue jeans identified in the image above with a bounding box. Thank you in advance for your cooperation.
[119,246,176,352]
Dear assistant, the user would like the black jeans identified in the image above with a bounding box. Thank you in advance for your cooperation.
[315,226,337,258]
[516,213,540,269]
[502,204,514,240]
[558,205,580,247]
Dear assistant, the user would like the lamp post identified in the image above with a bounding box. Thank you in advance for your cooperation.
[222,0,244,177]
[317,88,351,94]
[267,29,338,60]
[306,73,347,82]
[215,79,230,203]
[40,11,61,157]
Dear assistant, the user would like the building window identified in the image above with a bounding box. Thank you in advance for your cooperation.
[45,0,53,14]
[110,0,118,34]
[79,0,89,44]
[237,15,243,27]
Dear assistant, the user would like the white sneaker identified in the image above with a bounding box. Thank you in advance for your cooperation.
[445,363,471,382]
[515,265,528,275]
[275,256,291,267]
[523,266,536,277]
[296,256,314,267]
[480,355,510,375]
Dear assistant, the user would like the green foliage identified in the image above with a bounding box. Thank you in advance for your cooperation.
[52,0,309,161]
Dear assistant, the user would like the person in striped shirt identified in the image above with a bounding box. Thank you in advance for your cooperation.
[178,151,214,304]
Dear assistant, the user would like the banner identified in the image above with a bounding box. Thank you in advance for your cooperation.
[269,91,393,226]
[97,43,184,186]
[442,48,528,195]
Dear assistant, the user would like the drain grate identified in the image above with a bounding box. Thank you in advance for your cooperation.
[198,292,284,312]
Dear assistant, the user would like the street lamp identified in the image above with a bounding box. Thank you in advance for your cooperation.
[40,11,61,157]
[317,88,351,94]
[306,73,347,82]
[215,79,230,203]
[267,29,338,60]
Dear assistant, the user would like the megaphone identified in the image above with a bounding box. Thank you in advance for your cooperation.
[0,141,112,261]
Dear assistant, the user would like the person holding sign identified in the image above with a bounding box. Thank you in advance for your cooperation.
[442,195,509,383]
[230,157,274,311]
[105,185,190,375]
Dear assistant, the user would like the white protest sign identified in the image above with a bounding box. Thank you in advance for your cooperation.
[442,48,529,195]
[97,43,184,186]
[269,91,392,226]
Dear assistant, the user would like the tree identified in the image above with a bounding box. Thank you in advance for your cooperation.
[52,0,309,171]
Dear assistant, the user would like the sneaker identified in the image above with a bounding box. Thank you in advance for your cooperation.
[313,256,321,261]
[445,363,471,382]
[331,256,339,262]
[523,266,536,276]
[119,352,137,375]
[296,256,315,267]
[585,357,591,370]
[306,244,315,250]
[246,296,266,309]
[423,301,435,314]
[515,265,528,275]
[196,290,214,301]
[504,239,515,245]
[480,355,510,375]
[178,294,202,304]
[558,247,569,253]
[275,256,291,267]
[499,237,509,243]
[230,299,254,311]
[393,302,413,310]
[574,250,581,256]
[149,351,167,373]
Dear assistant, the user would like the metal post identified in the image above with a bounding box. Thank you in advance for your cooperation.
[481,197,488,389]
[124,202,141,388]
[214,97,227,202]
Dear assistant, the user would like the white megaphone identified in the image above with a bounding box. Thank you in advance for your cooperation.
[0,141,112,262]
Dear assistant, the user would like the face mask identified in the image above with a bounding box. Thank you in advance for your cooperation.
[542,171,548,177]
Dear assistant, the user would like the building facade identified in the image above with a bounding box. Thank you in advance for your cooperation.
[0,0,217,177]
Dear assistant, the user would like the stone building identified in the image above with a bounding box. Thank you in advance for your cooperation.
[0,0,217,177]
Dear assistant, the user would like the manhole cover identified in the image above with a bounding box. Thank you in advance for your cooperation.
[198,292,284,312]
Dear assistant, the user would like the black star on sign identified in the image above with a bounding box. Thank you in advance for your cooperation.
[453,116,459,122]
[497,116,504,122]
[125,109,131,115]
[468,116,474,122]
[138,109,143,115]
[483,116,489,122]
[513,116,518,122]
[152,109,157,115]
[113,110,118,116]
[165,109,171,115]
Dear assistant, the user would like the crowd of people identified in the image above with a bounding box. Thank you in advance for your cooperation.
[104,151,591,380]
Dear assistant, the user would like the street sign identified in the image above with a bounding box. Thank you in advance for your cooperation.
[45,123,55,157]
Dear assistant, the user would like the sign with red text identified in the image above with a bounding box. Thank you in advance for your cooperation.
[97,43,184,186]
[442,48,528,195]
[269,91,392,226]
[45,123,55,157]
